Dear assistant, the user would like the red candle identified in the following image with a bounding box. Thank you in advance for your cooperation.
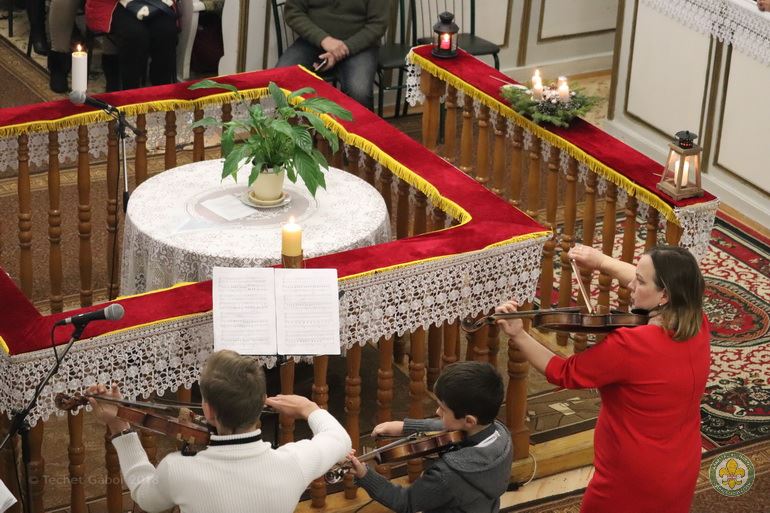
[440,33,451,50]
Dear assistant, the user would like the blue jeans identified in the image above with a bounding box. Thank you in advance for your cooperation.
[276,38,377,111]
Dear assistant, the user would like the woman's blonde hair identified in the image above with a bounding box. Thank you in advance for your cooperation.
[200,350,265,431]
[645,245,705,341]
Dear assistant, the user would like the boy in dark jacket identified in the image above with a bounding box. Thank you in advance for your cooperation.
[348,361,513,513]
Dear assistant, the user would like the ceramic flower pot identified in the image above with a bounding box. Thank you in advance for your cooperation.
[249,167,286,202]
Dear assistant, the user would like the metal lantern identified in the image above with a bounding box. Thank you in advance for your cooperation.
[656,130,704,201]
[431,12,459,58]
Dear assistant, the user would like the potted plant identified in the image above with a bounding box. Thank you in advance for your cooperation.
[189,80,353,201]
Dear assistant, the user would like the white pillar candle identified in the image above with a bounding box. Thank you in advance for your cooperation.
[677,160,690,187]
[71,45,88,93]
[557,76,567,88]
[531,69,541,88]
[558,82,570,103]
[532,82,544,101]
[281,217,302,256]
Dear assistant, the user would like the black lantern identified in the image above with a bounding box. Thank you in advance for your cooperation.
[431,12,459,58]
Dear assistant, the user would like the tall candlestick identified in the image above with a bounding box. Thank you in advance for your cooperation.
[558,81,570,103]
[532,82,544,101]
[282,217,302,257]
[71,44,88,93]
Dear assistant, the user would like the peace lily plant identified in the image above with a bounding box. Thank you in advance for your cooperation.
[189,80,352,198]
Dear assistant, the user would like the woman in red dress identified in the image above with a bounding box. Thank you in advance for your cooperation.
[497,245,710,513]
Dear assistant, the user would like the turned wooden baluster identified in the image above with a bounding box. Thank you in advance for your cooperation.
[442,86,458,162]
[425,206,444,389]
[459,95,473,174]
[538,146,559,310]
[556,158,578,347]
[474,105,490,184]
[364,155,377,189]
[507,337,530,460]
[597,183,617,315]
[508,124,523,208]
[617,196,638,312]
[413,192,427,235]
[135,114,148,185]
[48,131,64,313]
[0,417,20,513]
[420,72,442,151]
[68,411,86,513]
[644,209,660,250]
[378,164,393,220]
[77,125,93,307]
[375,336,395,480]
[192,108,205,162]
[575,171,598,353]
[279,360,296,444]
[407,328,426,483]
[344,344,362,499]
[487,323,500,370]
[525,136,541,222]
[105,427,122,513]
[17,134,33,297]
[310,355,329,507]
[346,147,362,179]
[665,220,682,245]
[27,422,44,513]
[491,114,506,196]
[164,111,177,170]
[396,179,410,239]
[470,319,490,363]
[106,120,120,299]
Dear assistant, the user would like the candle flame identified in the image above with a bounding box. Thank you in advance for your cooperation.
[288,216,295,224]
[76,44,83,52]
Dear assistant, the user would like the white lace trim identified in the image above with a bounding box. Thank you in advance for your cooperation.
[1,236,547,425]
[642,0,770,65]
[674,198,720,261]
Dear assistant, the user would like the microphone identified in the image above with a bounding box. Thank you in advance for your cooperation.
[54,303,125,326]
[69,90,118,114]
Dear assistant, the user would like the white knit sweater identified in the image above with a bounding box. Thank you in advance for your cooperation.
[111,409,351,513]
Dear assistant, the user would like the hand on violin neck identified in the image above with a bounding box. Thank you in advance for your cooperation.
[495,301,524,338]
[346,449,368,479]
[87,383,130,434]
[264,394,319,420]
[371,420,404,438]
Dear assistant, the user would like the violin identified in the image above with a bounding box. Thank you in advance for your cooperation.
[55,392,212,454]
[325,430,466,484]
[461,305,650,334]
[463,257,649,334]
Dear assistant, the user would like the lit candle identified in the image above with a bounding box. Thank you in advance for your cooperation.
[281,217,302,257]
[440,33,451,50]
[677,160,690,187]
[558,81,570,103]
[532,82,544,101]
[557,76,567,88]
[531,69,542,88]
[71,44,88,93]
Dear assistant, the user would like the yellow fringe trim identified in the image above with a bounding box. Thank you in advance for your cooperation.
[409,51,680,226]
[0,336,8,354]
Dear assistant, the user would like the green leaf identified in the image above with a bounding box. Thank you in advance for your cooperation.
[310,148,330,171]
[222,143,251,181]
[248,159,266,186]
[270,119,295,139]
[221,126,236,157]
[189,79,240,94]
[287,87,316,101]
[190,116,222,129]
[293,150,326,197]
[297,112,336,147]
[268,82,289,110]
[297,97,353,121]
[291,126,314,154]
[284,163,297,182]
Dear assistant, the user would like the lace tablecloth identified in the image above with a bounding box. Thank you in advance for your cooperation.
[120,160,391,294]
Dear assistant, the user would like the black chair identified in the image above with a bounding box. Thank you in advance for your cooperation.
[411,0,500,69]
[375,0,413,118]
[270,0,337,85]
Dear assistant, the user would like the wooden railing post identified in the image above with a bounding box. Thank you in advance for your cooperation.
[665,221,682,245]
[27,422,45,513]
[135,114,148,185]
[17,134,33,297]
[575,171,598,353]
[525,137,541,221]
[442,86,458,162]
[68,411,86,513]
[617,196,638,312]
[507,338,530,461]
[396,179,410,239]
[192,108,205,162]
[459,95,473,174]
[491,114,506,196]
[597,183,617,315]
[375,336,394,479]
[48,131,63,312]
[105,427,122,513]
[508,124,523,208]
[420,72,442,151]
[106,120,120,299]
[644,209,660,250]
[539,146,559,309]
[164,111,177,170]
[310,355,329,508]
[474,106,490,184]
[557,158,578,346]
[279,361,296,444]
[77,125,93,307]
[343,344,362,499]
[407,328,426,482]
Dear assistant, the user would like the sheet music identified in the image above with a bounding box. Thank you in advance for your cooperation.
[275,269,341,355]
[0,479,16,513]
[212,267,276,355]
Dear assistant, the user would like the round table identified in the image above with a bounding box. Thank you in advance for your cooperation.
[120,160,390,294]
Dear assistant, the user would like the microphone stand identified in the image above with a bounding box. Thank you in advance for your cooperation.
[101,106,141,214]
[0,323,87,513]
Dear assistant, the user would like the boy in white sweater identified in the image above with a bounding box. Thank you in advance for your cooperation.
[88,350,351,513]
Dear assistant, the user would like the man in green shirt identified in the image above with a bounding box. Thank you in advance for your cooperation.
[276,0,389,111]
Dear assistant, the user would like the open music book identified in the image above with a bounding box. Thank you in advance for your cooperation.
[212,267,341,356]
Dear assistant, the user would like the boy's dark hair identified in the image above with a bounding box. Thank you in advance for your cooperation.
[199,350,266,431]
[433,361,504,425]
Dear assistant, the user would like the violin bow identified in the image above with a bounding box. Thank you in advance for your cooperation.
[569,258,594,314]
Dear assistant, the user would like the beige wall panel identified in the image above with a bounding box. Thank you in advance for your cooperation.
[541,0,617,39]
[626,3,709,137]
[718,51,770,194]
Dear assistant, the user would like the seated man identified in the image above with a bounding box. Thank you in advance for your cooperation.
[277,0,389,110]
[88,349,351,513]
